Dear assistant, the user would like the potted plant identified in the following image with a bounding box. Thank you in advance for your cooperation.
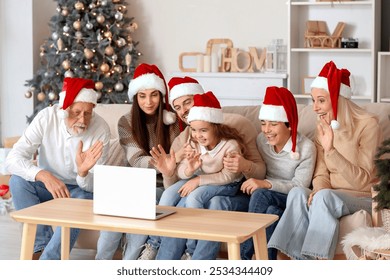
[373,138,390,231]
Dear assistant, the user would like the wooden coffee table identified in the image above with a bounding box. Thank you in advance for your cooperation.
[10,198,278,260]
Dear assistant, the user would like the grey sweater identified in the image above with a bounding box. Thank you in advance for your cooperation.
[256,132,316,194]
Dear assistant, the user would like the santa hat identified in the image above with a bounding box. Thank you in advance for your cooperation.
[187,91,224,124]
[58,77,97,118]
[168,76,204,107]
[310,60,352,130]
[259,86,299,160]
[128,63,176,125]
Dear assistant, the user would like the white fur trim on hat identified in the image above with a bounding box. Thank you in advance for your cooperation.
[259,104,288,122]
[58,88,98,108]
[310,76,352,99]
[187,107,224,124]
[330,120,340,130]
[163,110,177,125]
[127,73,166,102]
[169,83,204,107]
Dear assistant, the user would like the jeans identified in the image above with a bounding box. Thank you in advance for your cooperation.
[9,175,93,260]
[240,189,287,260]
[156,189,250,260]
[268,187,372,260]
[95,187,164,260]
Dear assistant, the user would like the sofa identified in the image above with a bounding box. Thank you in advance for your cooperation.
[4,102,390,259]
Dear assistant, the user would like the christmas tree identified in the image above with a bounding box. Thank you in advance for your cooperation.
[373,137,390,210]
[25,0,141,122]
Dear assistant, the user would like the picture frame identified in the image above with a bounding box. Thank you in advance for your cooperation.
[302,76,316,94]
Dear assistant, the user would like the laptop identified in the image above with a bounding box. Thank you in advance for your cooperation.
[93,165,175,220]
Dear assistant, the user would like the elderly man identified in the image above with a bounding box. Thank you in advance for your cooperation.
[6,77,110,260]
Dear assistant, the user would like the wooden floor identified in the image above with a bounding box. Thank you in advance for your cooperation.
[0,213,96,260]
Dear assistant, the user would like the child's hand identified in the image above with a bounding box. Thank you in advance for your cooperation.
[184,153,202,176]
[178,177,200,197]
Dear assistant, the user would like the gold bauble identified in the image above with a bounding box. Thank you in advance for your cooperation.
[104,46,114,56]
[103,31,112,39]
[24,91,32,99]
[95,81,104,91]
[84,48,94,59]
[96,15,105,24]
[75,1,84,10]
[61,8,69,16]
[100,63,110,73]
[73,20,82,30]
[62,59,71,70]
[112,0,121,3]
[37,92,46,102]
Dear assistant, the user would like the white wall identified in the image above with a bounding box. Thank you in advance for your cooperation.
[130,0,288,75]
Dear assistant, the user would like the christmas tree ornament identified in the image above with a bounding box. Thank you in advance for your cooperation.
[89,3,96,9]
[48,92,56,100]
[101,0,108,6]
[97,33,103,42]
[95,81,104,91]
[56,6,61,13]
[37,92,46,102]
[61,8,69,16]
[25,91,33,99]
[116,38,126,47]
[97,15,105,24]
[125,53,132,71]
[51,32,59,40]
[62,59,71,70]
[129,22,138,32]
[71,52,77,58]
[114,65,123,73]
[64,70,74,78]
[115,12,123,21]
[63,25,70,32]
[75,1,84,10]
[86,22,93,30]
[105,46,114,56]
[111,54,118,61]
[57,38,64,50]
[100,63,110,73]
[104,31,112,39]
[84,48,94,59]
[114,82,124,92]
[112,0,121,3]
[73,20,82,30]
[75,31,83,41]
[84,64,91,70]
[96,91,102,99]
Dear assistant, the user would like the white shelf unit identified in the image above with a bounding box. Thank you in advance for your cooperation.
[377,52,390,103]
[287,0,381,103]
[169,72,287,106]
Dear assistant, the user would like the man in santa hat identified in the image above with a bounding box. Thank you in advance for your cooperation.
[6,77,110,260]
[138,76,266,260]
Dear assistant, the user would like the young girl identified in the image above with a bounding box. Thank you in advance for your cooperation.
[95,63,179,260]
[155,91,245,259]
[268,61,381,260]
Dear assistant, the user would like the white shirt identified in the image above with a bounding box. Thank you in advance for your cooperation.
[5,104,110,192]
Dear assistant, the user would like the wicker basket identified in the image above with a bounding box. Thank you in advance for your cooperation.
[381,209,390,232]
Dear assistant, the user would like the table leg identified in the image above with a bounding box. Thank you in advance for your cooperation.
[19,223,37,260]
[227,242,241,260]
[61,227,70,260]
[253,228,268,260]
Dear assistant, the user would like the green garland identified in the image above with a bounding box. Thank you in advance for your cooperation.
[373,138,390,210]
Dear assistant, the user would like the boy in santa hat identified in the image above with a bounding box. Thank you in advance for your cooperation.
[239,86,316,260]
[268,61,381,260]
[6,77,110,260]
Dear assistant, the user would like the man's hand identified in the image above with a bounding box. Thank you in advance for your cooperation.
[178,176,200,197]
[150,144,177,177]
[36,170,69,198]
[240,178,271,195]
[76,140,103,177]
[223,151,251,173]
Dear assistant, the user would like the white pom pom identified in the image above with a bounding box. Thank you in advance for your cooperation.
[163,110,176,125]
[290,151,300,160]
[330,120,340,130]
[58,109,68,119]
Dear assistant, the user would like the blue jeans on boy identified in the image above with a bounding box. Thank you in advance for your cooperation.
[240,188,287,260]
[9,175,93,260]
[95,187,164,260]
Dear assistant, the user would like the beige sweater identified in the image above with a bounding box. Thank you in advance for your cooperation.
[163,113,266,187]
[312,116,381,197]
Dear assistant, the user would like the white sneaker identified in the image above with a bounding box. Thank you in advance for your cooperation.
[137,243,157,260]
[181,252,192,260]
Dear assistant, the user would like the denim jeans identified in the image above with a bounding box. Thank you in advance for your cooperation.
[95,187,164,260]
[9,175,93,260]
[156,189,250,260]
[268,187,372,260]
[240,189,287,260]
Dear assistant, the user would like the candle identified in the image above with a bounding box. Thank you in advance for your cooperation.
[204,55,211,72]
